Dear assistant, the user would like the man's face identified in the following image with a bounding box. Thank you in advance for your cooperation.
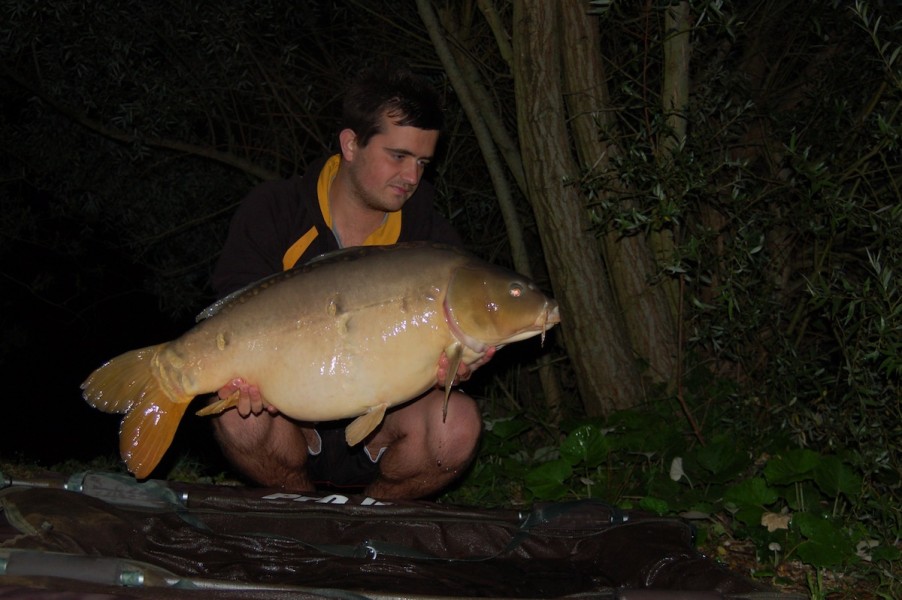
[343,114,440,213]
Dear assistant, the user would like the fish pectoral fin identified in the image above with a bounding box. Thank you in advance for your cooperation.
[195,390,239,417]
[345,403,389,446]
[442,343,464,422]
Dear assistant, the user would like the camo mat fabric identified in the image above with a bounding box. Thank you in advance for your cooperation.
[0,472,805,600]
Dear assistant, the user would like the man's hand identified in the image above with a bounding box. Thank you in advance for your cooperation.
[436,347,496,388]
[217,378,279,417]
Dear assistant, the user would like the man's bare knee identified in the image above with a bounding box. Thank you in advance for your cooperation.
[363,391,482,499]
[428,392,481,468]
[210,409,313,490]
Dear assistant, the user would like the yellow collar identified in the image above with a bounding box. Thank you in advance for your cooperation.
[317,155,402,247]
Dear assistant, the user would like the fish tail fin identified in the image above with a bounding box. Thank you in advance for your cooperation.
[81,344,194,479]
[345,403,388,446]
[119,392,191,479]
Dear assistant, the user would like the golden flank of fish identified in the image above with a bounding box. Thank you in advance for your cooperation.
[82,243,561,479]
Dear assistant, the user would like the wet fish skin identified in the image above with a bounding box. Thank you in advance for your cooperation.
[82,243,560,479]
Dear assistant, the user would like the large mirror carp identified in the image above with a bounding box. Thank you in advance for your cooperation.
[82,243,560,479]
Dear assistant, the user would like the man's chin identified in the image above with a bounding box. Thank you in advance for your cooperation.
[377,193,410,212]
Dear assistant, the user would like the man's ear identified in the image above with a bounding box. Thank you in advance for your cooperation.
[339,129,357,161]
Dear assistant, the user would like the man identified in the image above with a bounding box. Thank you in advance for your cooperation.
[209,64,491,500]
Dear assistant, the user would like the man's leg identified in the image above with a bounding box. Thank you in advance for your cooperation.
[363,389,482,500]
[212,408,318,491]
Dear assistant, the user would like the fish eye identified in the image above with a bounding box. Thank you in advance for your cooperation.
[509,283,524,298]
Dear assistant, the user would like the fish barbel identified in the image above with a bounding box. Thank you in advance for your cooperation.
[82,243,560,478]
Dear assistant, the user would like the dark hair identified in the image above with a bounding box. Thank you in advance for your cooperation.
[341,62,444,146]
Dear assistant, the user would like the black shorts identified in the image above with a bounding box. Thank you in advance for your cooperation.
[306,420,385,490]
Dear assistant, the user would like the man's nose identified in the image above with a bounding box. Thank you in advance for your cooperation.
[400,159,421,185]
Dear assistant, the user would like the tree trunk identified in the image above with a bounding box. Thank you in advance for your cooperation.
[417,0,566,416]
[513,0,643,414]
[651,0,690,318]
[558,0,680,389]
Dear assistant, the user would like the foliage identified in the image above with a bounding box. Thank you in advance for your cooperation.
[443,397,901,596]
[571,0,901,547]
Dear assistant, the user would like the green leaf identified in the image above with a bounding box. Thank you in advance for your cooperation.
[524,459,573,501]
[813,456,862,499]
[764,449,821,485]
[724,477,779,508]
[691,436,750,482]
[489,417,532,440]
[795,540,848,568]
[481,418,533,456]
[793,513,857,568]
[560,424,610,468]
[733,505,765,527]
[639,496,669,515]
[871,544,902,563]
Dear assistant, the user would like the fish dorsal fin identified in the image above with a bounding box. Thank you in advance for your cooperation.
[345,403,389,446]
[196,247,382,322]
[196,270,292,321]
[303,245,365,266]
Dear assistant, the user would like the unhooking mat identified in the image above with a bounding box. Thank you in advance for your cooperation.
[0,471,804,599]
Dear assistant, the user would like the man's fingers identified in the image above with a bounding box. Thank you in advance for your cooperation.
[218,378,243,400]
[436,346,497,387]
[236,383,252,417]
[215,378,276,417]
[455,346,497,383]
[248,385,265,415]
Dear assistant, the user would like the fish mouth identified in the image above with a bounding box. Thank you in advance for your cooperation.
[443,299,561,349]
[483,302,561,347]
[544,303,561,325]
[509,302,559,346]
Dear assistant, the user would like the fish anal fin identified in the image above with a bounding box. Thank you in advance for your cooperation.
[345,403,388,446]
[119,394,192,479]
[195,390,239,416]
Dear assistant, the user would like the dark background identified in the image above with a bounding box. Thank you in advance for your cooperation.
[2,226,204,466]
